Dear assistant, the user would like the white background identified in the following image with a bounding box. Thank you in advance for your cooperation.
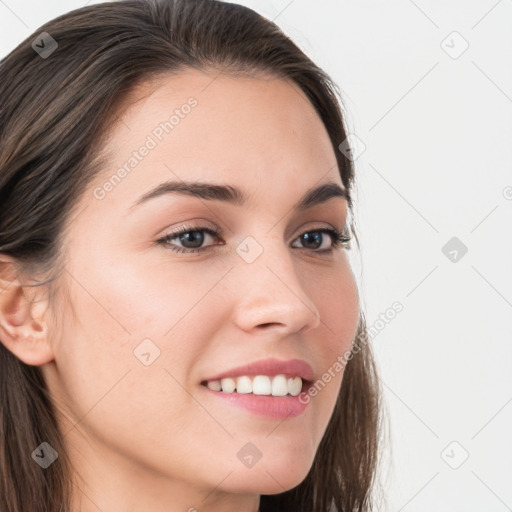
[1,1,511,510]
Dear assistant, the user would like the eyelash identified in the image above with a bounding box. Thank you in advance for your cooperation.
[155,224,352,255]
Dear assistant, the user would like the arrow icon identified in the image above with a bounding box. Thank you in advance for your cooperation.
[134,339,161,366]
[441,236,468,263]
[35,39,45,49]
[32,442,58,468]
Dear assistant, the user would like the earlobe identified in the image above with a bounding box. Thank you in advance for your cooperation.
[0,257,55,366]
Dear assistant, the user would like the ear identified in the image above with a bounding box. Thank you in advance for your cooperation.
[0,255,55,366]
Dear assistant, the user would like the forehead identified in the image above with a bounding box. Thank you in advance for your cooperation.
[86,68,342,214]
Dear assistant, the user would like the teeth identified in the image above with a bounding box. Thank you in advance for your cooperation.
[236,376,253,394]
[206,380,222,391]
[252,375,271,395]
[205,374,304,397]
[272,375,288,396]
[288,377,302,396]
[220,377,236,393]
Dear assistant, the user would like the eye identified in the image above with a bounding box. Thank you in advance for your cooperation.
[156,224,351,254]
[156,225,222,254]
[292,228,351,252]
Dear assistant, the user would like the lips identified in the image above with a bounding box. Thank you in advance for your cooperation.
[201,357,315,383]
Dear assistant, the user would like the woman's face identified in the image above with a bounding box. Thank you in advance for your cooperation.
[42,68,359,509]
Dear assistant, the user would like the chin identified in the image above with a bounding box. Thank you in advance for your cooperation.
[224,455,313,495]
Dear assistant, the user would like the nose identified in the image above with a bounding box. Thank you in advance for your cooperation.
[230,238,322,336]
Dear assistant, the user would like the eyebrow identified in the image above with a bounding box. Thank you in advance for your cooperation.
[129,179,350,212]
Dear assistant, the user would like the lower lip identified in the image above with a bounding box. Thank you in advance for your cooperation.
[200,381,312,419]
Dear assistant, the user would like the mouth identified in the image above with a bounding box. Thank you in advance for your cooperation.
[199,376,314,419]
[198,357,315,418]
[200,374,313,397]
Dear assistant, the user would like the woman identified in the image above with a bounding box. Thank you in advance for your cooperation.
[0,0,382,510]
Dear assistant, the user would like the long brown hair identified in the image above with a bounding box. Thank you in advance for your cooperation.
[0,1,383,510]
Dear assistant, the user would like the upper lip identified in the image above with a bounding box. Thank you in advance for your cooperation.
[202,358,314,383]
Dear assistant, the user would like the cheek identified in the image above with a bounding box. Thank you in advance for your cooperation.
[52,254,217,420]
[307,263,359,416]
[50,269,208,467]
[315,263,360,353]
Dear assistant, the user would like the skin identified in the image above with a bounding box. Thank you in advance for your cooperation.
[0,68,359,512]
